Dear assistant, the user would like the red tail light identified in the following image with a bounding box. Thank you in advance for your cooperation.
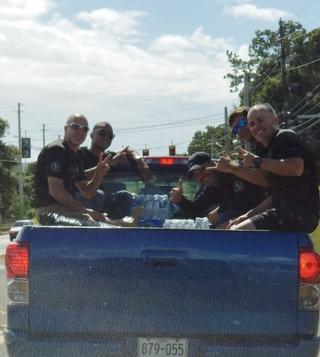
[299,249,320,283]
[5,242,29,278]
[159,158,174,165]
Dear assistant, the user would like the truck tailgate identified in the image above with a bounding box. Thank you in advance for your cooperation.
[27,226,298,337]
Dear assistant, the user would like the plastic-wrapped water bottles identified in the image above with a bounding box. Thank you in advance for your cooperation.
[194,217,211,229]
[132,194,170,227]
[163,219,195,229]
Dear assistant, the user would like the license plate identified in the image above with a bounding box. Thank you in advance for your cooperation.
[137,337,188,357]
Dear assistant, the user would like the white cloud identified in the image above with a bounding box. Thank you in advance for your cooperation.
[0,2,240,156]
[0,0,56,18]
[224,3,293,22]
[76,8,145,40]
[150,26,232,53]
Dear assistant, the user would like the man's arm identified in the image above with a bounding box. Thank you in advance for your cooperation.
[48,176,88,212]
[207,157,270,187]
[76,153,110,198]
[259,157,304,176]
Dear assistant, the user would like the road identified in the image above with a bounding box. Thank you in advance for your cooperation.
[0,233,8,356]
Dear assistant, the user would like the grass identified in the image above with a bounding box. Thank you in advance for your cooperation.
[311,222,320,254]
[0,225,10,234]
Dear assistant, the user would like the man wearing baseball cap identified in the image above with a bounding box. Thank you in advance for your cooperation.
[170,151,264,227]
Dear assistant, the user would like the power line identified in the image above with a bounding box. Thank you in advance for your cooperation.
[291,116,318,130]
[304,101,320,115]
[118,114,224,134]
[287,57,320,72]
[297,117,320,134]
[293,0,317,16]
[287,83,320,116]
[288,90,320,118]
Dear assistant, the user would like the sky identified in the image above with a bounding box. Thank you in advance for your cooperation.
[0,0,319,161]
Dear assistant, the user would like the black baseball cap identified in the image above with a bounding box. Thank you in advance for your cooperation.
[188,152,211,177]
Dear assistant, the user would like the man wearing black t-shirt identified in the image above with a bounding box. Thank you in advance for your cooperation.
[34,114,110,224]
[77,121,151,218]
[228,106,267,156]
[78,121,151,182]
[228,103,319,232]
[170,152,265,227]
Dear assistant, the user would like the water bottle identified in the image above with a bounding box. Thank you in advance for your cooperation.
[194,217,210,229]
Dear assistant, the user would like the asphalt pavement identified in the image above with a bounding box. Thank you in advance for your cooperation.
[0,234,9,356]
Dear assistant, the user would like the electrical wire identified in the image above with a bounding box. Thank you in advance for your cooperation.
[297,117,320,134]
[287,57,320,72]
[287,83,320,116]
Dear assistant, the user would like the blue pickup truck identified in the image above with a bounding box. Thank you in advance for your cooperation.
[4,156,320,356]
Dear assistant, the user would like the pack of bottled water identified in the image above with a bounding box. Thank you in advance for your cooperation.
[163,219,195,229]
[132,194,171,227]
[163,217,211,230]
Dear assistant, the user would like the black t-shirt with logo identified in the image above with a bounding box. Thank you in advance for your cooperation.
[77,147,99,170]
[35,139,87,207]
[264,129,319,225]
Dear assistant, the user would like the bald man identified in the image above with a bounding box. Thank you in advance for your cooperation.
[35,114,110,224]
[228,103,319,232]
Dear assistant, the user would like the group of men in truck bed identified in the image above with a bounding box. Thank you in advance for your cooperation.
[34,103,320,233]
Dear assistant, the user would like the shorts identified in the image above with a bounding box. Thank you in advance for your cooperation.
[250,208,319,233]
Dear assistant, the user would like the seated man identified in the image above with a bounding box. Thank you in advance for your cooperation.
[77,121,152,218]
[226,103,319,232]
[228,105,267,156]
[170,152,265,228]
[34,114,110,225]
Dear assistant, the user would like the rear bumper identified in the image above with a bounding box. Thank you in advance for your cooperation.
[5,330,320,357]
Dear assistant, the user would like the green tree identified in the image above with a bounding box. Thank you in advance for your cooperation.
[225,20,320,118]
[188,124,235,157]
[23,162,36,218]
[225,20,320,174]
[0,118,19,221]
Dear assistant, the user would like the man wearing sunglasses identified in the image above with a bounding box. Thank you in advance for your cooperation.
[77,121,152,218]
[229,106,267,156]
[78,122,151,181]
[34,114,110,225]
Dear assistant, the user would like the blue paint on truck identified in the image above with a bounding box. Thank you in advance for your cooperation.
[4,225,320,356]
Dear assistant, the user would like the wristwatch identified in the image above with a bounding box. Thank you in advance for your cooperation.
[254,156,263,169]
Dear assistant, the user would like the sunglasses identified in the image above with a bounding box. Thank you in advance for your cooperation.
[67,122,89,133]
[94,130,115,140]
[231,117,247,136]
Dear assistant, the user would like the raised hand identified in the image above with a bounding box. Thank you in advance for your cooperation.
[206,155,232,173]
[236,146,257,168]
[207,207,220,225]
[170,177,183,203]
[96,153,111,177]
[108,146,130,166]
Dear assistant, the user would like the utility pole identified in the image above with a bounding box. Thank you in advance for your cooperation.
[210,136,214,158]
[224,106,229,154]
[17,102,24,218]
[279,18,288,128]
[243,72,251,150]
[41,124,47,147]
